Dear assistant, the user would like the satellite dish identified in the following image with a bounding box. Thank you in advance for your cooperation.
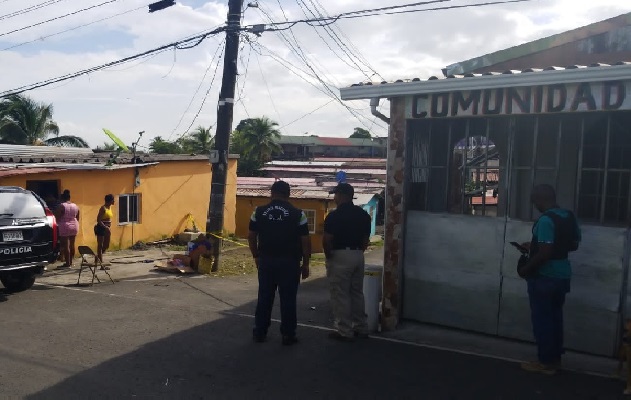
[336,170,347,183]
[103,128,130,152]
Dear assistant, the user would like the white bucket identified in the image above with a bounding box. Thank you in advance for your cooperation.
[363,264,383,332]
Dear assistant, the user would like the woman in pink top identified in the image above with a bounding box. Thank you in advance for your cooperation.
[54,190,80,269]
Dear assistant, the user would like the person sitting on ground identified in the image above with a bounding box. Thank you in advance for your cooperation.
[189,233,213,270]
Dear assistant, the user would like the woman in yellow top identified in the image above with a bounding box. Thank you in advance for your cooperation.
[95,194,115,269]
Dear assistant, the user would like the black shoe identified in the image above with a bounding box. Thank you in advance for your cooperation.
[253,334,266,343]
[328,331,355,342]
[282,336,298,346]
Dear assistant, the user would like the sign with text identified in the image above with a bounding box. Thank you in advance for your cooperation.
[406,80,629,119]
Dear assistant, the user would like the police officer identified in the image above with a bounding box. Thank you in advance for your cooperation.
[323,183,372,342]
[248,180,311,345]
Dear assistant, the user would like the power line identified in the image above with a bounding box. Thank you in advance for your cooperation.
[0,27,225,98]
[0,0,69,21]
[1,5,145,51]
[0,0,122,38]
[168,38,226,140]
[251,0,532,31]
[255,51,283,126]
[176,41,226,141]
[279,99,335,130]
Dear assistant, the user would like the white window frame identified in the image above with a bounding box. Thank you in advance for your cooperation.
[303,209,316,234]
[118,194,141,225]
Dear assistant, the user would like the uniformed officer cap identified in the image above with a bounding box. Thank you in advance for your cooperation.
[329,182,354,197]
[271,180,291,197]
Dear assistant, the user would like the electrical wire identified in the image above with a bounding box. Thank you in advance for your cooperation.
[0,0,122,38]
[279,99,335,130]
[175,42,226,141]
[253,0,531,31]
[0,27,225,98]
[0,0,68,21]
[168,38,226,140]
[2,5,145,52]
[255,51,283,126]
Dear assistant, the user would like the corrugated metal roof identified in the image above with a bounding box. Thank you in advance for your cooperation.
[0,145,237,164]
[237,188,333,200]
[0,162,159,177]
[263,166,386,176]
[0,144,93,158]
[341,62,631,100]
[276,136,383,147]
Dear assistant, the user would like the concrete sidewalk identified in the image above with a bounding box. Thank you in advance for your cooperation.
[38,245,621,380]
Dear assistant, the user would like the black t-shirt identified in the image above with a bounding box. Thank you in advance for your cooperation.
[324,202,371,249]
[249,199,310,258]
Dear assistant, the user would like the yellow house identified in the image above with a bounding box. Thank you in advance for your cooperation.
[235,188,334,253]
[0,146,238,251]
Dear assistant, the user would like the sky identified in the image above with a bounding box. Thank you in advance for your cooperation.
[0,0,630,149]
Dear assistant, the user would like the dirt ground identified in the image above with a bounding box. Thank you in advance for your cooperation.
[163,237,383,278]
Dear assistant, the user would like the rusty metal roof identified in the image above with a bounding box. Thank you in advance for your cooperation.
[237,188,333,200]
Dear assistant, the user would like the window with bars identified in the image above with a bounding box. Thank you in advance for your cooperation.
[119,194,141,224]
[405,112,631,225]
[303,209,316,233]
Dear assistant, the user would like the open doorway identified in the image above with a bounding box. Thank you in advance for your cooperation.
[26,180,60,209]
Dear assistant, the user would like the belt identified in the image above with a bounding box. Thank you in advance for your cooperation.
[333,247,362,250]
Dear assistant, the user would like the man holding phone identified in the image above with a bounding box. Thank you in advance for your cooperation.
[518,184,581,375]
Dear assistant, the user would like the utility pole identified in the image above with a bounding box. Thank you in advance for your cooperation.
[207,0,243,271]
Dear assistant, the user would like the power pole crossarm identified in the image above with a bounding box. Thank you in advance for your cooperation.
[207,0,243,272]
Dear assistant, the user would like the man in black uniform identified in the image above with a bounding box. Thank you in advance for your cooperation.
[323,183,372,342]
[248,180,311,345]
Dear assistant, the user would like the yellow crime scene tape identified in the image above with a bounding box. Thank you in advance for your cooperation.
[207,232,327,266]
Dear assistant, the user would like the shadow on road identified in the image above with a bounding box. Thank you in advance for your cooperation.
[20,275,625,400]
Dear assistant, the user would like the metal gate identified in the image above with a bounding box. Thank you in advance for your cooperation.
[402,113,631,356]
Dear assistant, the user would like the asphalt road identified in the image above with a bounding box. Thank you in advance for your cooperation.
[0,269,626,399]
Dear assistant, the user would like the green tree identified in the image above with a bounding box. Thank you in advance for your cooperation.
[0,95,88,147]
[149,136,183,154]
[237,116,282,163]
[349,127,371,139]
[180,125,215,154]
[230,129,264,176]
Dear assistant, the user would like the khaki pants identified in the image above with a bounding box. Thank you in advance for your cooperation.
[326,249,368,337]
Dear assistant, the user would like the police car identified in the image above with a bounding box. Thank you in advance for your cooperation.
[0,186,58,292]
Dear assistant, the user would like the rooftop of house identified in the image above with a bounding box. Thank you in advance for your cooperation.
[276,136,385,147]
[340,62,631,100]
[0,144,239,164]
[444,12,631,76]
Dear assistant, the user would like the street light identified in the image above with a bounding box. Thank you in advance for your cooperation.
[148,0,176,13]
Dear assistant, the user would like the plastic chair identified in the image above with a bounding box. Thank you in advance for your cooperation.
[77,246,115,286]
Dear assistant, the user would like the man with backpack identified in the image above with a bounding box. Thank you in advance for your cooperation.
[518,184,581,375]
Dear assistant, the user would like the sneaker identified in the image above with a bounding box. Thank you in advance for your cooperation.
[328,331,355,342]
[282,336,298,346]
[520,361,557,375]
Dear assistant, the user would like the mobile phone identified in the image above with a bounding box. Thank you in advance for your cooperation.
[510,241,529,254]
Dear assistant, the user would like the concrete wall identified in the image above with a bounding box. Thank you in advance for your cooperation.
[0,159,238,250]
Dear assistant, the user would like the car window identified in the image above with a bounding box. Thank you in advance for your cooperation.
[0,192,45,218]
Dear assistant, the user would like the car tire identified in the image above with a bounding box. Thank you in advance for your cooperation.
[0,270,36,292]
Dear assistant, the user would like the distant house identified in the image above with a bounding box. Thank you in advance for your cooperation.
[276,136,386,159]
[262,158,387,181]
[0,145,239,250]
[235,177,383,253]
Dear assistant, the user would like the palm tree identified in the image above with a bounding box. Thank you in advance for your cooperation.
[237,117,282,162]
[180,125,214,154]
[0,95,59,144]
[0,95,87,147]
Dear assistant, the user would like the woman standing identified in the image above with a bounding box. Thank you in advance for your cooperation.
[95,194,115,269]
[54,190,80,269]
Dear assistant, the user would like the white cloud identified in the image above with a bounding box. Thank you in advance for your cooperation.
[0,0,630,147]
